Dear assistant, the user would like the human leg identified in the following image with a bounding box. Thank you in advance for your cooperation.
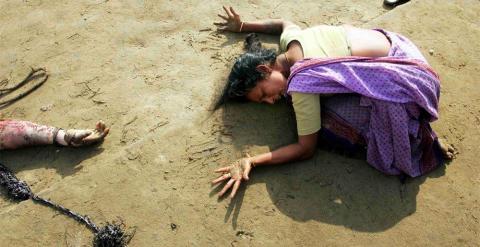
[0,120,109,150]
[320,95,451,176]
[0,120,56,149]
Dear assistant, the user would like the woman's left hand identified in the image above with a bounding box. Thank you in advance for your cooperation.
[212,157,253,198]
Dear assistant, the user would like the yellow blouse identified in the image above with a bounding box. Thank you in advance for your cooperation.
[280,25,351,135]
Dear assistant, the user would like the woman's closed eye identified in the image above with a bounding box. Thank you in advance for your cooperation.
[259,93,266,102]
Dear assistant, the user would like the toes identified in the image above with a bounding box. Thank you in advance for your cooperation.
[86,124,109,143]
[446,145,456,159]
[93,120,109,139]
[95,128,109,139]
[445,152,454,160]
[96,120,106,131]
[437,138,457,160]
[444,148,456,160]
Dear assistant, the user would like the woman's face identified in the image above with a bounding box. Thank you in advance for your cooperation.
[246,69,287,104]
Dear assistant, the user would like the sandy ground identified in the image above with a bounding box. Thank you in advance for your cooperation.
[0,0,479,246]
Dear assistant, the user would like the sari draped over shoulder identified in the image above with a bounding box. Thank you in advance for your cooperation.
[287,29,444,177]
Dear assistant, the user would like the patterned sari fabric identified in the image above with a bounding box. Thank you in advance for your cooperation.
[287,29,444,177]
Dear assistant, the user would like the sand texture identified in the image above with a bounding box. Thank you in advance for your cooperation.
[0,0,479,246]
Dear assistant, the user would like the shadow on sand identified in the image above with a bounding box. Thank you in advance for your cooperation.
[216,99,446,232]
[0,144,104,178]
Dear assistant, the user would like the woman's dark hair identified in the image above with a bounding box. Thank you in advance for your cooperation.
[214,33,277,110]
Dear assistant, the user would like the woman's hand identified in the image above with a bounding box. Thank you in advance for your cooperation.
[214,6,242,32]
[212,157,253,198]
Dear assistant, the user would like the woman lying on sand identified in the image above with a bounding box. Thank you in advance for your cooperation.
[0,120,109,150]
[212,7,454,198]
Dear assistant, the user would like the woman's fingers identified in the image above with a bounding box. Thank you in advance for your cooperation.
[230,180,241,198]
[242,165,251,180]
[212,173,231,184]
[213,22,227,26]
[230,7,239,17]
[217,14,228,21]
[214,166,230,173]
[223,6,233,17]
[218,178,235,197]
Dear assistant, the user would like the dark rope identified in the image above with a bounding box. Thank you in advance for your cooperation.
[0,67,49,109]
[0,68,47,93]
[31,195,99,232]
[0,163,134,246]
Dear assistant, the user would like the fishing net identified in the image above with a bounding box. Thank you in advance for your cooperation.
[0,163,135,246]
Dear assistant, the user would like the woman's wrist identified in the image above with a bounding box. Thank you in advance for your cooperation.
[238,21,244,32]
[246,156,255,168]
[248,155,262,168]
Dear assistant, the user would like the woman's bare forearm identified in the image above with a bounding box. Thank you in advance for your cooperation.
[241,19,293,35]
[250,142,313,167]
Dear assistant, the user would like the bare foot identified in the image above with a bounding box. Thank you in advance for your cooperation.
[438,138,455,160]
[62,121,110,147]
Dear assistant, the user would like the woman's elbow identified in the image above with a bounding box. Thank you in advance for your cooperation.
[300,145,316,160]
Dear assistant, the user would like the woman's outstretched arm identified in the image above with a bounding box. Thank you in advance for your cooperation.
[214,6,296,35]
[212,133,317,198]
[250,133,317,165]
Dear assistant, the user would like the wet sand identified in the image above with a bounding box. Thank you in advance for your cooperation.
[0,0,478,246]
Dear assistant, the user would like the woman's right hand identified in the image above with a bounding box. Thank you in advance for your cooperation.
[214,6,243,32]
[211,156,253,198]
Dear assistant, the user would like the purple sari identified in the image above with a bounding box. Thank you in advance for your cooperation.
[287,29,444,177]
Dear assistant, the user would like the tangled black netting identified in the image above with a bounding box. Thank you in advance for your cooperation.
[0,163,135,246]
[94,221,134,247]
[0,67,48,109]
[0,163,32,200]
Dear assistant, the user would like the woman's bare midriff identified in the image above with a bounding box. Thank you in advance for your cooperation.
[344,25,391,57]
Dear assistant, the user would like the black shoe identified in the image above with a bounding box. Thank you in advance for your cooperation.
[383,0,410,8]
